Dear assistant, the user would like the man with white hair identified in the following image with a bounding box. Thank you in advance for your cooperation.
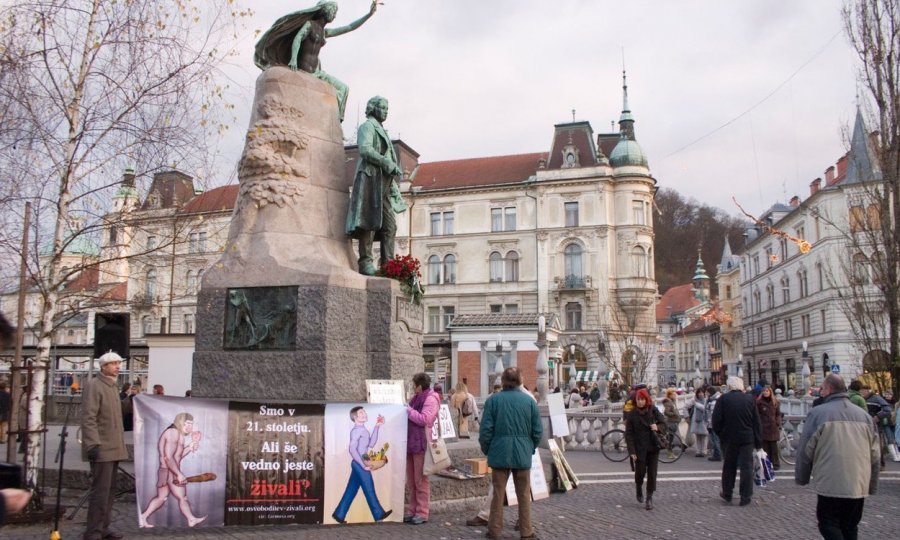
[81,351,129,540]
[712,376,762,507]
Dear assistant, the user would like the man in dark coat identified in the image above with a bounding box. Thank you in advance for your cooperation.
[345,95,406,275]
[479,367,542,539]
[712,376,762,506]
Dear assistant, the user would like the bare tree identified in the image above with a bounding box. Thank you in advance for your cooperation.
[598,303,658,392]
[841,0,900,396]
[0,0,248,486]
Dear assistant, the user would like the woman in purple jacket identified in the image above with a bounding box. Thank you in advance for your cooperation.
[404,372,440,525]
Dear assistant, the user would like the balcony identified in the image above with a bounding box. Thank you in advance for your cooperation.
[560,274,588,289]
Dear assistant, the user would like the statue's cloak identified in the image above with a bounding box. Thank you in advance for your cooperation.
[253,5,324,70]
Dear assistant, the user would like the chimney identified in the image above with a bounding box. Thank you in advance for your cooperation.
[810,177,821,195]
[824,165,835,186]
[836,153,849,180]
[789,195,800,207]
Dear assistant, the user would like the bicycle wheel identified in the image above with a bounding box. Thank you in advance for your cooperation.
[659,433,685,463]
[601,429,629,462]
[779,429,797,465]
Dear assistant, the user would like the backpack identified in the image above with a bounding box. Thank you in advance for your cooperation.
[461,394,475,417]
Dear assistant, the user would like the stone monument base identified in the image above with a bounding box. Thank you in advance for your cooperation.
[191,68,423,402]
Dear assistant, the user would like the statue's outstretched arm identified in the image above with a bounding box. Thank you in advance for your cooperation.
[288,21,312,71]
[326,0,378,37]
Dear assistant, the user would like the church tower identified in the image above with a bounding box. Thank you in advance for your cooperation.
[99,168,140,286]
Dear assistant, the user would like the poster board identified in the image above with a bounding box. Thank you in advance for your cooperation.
[365,380,406,405]
[546,393,570,437]
[547,439,573,492]
[505,451,549,505]
[133,396,407,529]
[430,404,456,439]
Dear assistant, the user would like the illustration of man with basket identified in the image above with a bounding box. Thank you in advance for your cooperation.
[332,406,393,523]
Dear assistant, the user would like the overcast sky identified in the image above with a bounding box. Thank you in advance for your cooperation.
[219,0,861,218]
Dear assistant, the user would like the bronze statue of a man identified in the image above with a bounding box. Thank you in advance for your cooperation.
[253,1,378,122]
[346,96,407,276]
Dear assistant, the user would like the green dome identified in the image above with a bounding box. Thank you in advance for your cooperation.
[609,138,648,168]
[40,234,100,257]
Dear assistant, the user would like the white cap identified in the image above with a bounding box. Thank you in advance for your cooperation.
[98,351,124,365]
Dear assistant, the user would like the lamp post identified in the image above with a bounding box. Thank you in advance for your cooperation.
[597,331,608,400]
[535,315,549,404]
[693,353,702,389]
[490,335,504,393]
[568,344,577,390]
[801,340,810,396]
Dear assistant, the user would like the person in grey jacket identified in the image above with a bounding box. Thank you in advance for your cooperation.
[795,374,880,540]
[81,352,129,540]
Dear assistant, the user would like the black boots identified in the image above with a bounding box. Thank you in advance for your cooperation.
[645,493,654,510]
[636,485,643,503]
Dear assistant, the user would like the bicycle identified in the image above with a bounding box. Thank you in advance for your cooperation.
[658,432,685,464]
[601,429,629,462]
[600,429,685,463]
[778,426,798,465]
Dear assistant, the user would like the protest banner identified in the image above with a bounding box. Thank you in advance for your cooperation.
[133,396,406,529]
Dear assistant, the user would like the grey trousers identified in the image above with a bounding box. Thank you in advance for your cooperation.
[85,460,118,540]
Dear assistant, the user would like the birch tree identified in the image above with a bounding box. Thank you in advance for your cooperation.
[0,0,249,486]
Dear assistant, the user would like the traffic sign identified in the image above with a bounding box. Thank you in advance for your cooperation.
[830,364,840,374]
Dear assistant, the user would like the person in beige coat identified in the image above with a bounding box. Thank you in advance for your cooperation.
[81,352,129,540]
[450,382,472,438]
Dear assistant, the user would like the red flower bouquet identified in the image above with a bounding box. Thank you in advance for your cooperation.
[380,254,425,304]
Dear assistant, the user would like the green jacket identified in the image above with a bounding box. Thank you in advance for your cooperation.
[479,388,542,469]
[848,389,867,410]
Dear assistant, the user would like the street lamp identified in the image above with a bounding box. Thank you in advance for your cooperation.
[568,344,577,390]
[693,353,702,389]
[535,315,549,404]
[801,340,810,396]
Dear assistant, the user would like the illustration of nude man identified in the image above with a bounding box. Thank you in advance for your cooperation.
[139,412,209,528]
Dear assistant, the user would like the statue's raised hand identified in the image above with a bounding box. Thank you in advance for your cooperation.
[370,1,379,15]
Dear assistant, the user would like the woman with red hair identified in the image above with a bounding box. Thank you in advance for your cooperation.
[625,387,667,510]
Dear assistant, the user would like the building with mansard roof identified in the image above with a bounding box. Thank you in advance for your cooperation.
[394,73,659,395]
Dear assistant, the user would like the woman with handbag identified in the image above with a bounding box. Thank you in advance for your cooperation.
[625,388,667,510]
[756,386,782,470]
[404,372,440,525]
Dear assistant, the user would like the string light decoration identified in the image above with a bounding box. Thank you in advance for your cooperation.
[733,197,812,254]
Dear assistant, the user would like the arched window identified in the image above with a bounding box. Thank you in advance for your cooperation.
[765,284,774,309]
[489,252,503,282]
[443,254,456,284]
[564,243,583,279]
[631,246,647,277]
[145,268,157,299]
[505,251,519,282]
[781,277,791,303]
[141,315,153,336]
[428,255,441,285]
[186,270,197,294]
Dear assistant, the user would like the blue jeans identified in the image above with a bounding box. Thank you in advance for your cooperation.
[708,429,722,459]
[333,460,387,521]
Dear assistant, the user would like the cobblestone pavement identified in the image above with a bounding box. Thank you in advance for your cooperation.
[4,450,899,539]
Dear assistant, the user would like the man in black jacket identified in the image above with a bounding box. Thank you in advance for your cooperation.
[712,376,762,506]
